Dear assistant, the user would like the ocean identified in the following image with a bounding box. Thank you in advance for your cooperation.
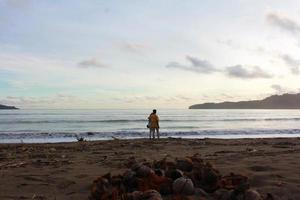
[1,109,300,143]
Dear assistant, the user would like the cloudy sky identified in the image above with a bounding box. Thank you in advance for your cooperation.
[1,0,300,109]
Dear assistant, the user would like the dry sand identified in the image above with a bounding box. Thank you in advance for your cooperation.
[1,137,300,200]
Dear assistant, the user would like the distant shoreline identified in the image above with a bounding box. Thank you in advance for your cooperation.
[190,93,300,109]
[189,108,300,109]
[0,104,19,110]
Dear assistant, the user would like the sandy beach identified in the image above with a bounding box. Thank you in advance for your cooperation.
[0,137,300,200]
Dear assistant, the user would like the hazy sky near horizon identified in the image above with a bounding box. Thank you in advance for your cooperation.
[1,0,300,108]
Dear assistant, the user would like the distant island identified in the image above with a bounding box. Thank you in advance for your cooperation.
[189,93,300,109]
[0,104,18,110]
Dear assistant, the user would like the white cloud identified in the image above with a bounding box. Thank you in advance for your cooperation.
[0,52,71,73]
[121,42,149,54]
[271,84,287,94]
[280,54,300,74]
[266,11,300,34]
[78,58,108,68]
[0,94,87,108]
[166,55,217,74]
[225,65,272,79]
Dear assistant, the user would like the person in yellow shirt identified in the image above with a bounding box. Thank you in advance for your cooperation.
[148,109,160,139]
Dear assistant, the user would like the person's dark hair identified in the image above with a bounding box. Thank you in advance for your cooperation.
[153,109,157,113]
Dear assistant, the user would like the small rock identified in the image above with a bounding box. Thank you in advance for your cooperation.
[142,190,163,200]
[154,169,165,176]
[176,158,193,172]
[194,187,208,197]
[135,164,154,178]
[244,189,262,200]
[173,177,195,195]
[165,169,183,181]
[49,147,56,152]
[213,189,232,200]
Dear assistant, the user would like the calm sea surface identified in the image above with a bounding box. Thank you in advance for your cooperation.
[1,109,300,143]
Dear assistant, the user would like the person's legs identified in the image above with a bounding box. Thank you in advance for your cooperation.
[149,129,152,139]
[156,128,160,139]
[152,128,155,139]
[150,128,155,139]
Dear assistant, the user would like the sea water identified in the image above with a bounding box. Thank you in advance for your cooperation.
[1,109,300,143]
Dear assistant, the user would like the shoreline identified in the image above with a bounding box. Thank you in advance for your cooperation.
[1,137,300,199]
[2,133,300,144]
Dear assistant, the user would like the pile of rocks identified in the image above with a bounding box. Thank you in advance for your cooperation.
[89,154,274,200]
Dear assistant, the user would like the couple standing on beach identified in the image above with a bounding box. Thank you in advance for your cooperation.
[147,109,160,139]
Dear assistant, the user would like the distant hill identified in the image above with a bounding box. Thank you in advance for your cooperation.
[0,104,18,110]
[189,93,300,109]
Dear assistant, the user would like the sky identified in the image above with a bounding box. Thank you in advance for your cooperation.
[1,0,300,109]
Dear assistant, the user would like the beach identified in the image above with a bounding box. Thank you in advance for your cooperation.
[3,0,300,199]
[1,137,300,200]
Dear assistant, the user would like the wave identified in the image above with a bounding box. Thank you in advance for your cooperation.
[2,117,300,124]
[1,129,300,142]
[0,119,149,124]
[222,118,300,121]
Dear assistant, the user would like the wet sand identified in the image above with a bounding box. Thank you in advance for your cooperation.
[1,137,300,199]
